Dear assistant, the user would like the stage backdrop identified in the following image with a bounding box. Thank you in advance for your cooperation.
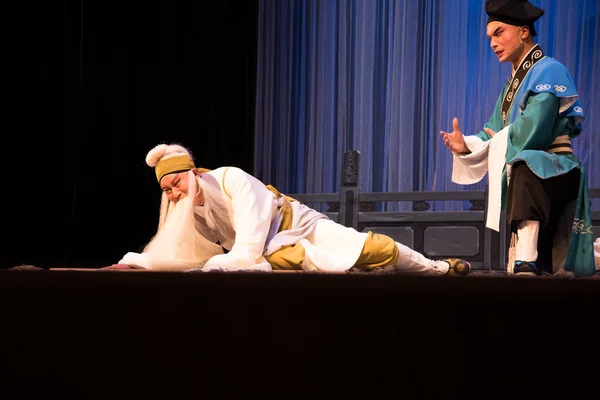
[254,0,599,211]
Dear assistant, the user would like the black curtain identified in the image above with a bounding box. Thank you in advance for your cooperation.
[6,1,258,269]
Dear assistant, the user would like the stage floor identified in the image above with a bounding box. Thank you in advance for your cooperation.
[1,269,599,399]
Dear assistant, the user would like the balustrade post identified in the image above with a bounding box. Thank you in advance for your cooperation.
[339,150,360,229]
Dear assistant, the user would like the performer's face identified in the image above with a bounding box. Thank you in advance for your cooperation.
[160,172,189,203]
[160,171,204,206]
[486,22,526,64]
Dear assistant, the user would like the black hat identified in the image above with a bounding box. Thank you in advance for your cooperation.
[485,0,544,36]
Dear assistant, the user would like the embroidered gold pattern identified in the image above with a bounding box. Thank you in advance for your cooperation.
[572,218,593,234]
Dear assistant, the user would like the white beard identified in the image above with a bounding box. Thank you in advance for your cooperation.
[193,172,236,248]
[142,171,224,270]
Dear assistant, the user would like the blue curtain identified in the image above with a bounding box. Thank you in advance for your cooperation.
[254,0,599,211]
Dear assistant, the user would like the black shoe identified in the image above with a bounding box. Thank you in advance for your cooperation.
[442,258,471,276]
[514,261,538,276]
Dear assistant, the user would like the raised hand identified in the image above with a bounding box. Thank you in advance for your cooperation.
[440,117,469,154]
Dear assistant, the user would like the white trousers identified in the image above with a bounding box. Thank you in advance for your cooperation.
[394,241,449,275]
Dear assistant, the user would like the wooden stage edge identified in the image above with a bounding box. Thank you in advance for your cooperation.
[48,268,343,273]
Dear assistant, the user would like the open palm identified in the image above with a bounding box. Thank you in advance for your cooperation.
[440,117,468,153]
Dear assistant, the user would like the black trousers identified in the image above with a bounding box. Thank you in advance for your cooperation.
[506,161,580,274]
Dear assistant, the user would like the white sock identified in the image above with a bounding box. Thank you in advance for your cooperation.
[515,220,539,262]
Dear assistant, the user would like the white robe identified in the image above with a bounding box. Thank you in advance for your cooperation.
[199,167,370,272]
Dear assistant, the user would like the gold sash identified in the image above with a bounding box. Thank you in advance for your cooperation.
[265,185,296,232]
[547,135,572,154]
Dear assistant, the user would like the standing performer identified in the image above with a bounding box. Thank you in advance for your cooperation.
[106,143,471,276]
[440,0,594,276]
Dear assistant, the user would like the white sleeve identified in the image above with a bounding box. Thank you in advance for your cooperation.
[203,167,275,271]
[451,135,491,185]
[485,126,511,232]
[118,252,152,269]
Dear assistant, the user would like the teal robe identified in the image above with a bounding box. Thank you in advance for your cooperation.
[474,54,595,276]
